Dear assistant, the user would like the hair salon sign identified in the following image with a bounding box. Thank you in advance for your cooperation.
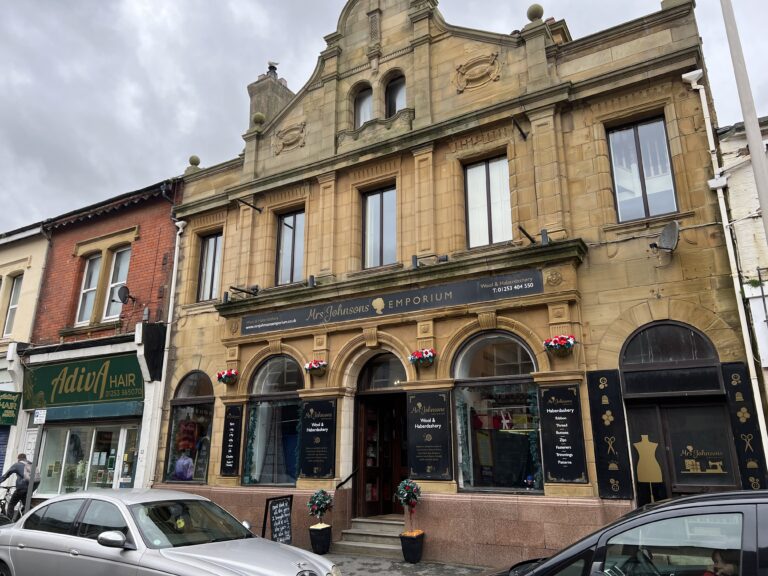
[23,354,144,408]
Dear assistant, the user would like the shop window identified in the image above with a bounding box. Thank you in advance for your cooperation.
[3,273,22,337]
[453,332,542,492]
[359,353,406,391]
[603,513,742,576]
[276,210,305,285]
[385,75,406,118]
[363,187,396,268]
[165,371,214,483]
[243,356,303,486]
[197,232,222,302]
[102,247,131,320]
[465,157,512,248]
[354,86,373,128]
[608,117,677,222]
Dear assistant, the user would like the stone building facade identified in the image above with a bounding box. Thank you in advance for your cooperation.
[158,0,765,565]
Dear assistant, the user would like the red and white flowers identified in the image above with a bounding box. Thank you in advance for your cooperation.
[543,334,576,352]
[304,359,328,373]
[408,348,436,366]
[216,369,239,384]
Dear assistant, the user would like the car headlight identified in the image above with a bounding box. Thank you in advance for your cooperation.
[297,571,320,576]
[328,566,342,576]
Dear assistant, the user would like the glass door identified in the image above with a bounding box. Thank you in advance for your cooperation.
[86,427,121,488]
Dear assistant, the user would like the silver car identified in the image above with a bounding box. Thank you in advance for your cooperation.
[0,489,341,576]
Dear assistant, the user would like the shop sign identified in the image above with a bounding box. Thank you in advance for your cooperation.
[539,385,589,483]
[722,362,768,490]
[262,495,292,544]
[299,400,336,478]
[406,392,452,480]
[587,370,633,499]
[0,392,21,425]
[23,354,144,408]
[220,405,243,477]
[242,269,543,335]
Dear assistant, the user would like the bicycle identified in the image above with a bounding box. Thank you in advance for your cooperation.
[0,487,15,525]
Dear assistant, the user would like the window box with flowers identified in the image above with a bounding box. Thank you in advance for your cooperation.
[408,348,436,368]
[304,359,328,377]
[216,369,239,385]
[544,335,577,357]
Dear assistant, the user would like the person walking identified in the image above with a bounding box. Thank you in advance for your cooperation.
[0,453,37,519]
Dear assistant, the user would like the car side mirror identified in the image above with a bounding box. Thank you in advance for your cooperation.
[242,520,251,531]
[97,530,135,550]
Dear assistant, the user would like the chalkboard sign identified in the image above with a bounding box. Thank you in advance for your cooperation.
[299,400,336,478]
[539,385,588,483]
[262,495,293,544]
[407,392,452,480]
[221,405,243,476]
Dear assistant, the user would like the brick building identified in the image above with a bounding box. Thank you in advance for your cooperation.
[18,182,180,495]
[158,0,766,565]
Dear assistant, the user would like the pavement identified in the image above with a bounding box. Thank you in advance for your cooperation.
[325,553,491,576]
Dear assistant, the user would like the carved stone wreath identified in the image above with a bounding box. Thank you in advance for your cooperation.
[272,121,306,156]
[455,52,500,93]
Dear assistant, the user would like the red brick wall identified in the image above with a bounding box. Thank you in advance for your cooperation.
[32,196,177,345]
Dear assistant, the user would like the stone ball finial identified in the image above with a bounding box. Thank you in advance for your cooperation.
[189,155,200,167]
[527,3,544,22]
[252,112,266,126]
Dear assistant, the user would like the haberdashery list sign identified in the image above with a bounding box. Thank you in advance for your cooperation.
[540,385,588,483]
[220,405,243,477]
[407,392,452,480]
[242,270,543,335]
[299,400,336,478]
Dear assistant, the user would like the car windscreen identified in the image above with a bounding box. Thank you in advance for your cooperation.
[128,499,253,549]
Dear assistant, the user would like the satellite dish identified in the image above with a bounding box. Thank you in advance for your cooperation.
[656,220,679,252]
[117,285,134,304]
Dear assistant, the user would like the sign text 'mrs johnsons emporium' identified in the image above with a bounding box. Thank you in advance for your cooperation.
[23,354,144,408]
[242,270,543,335]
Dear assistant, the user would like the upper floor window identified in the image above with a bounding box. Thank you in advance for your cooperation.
[103,247,131,320]
[385,75,406,118]
[277,211,305,285]
[609,117,677,222]
[354,86,373,129]
[363,187,396,268]
[197,232,222,302]
[465,156,512,248]
[76,254,102,325]
[3,274,22,337]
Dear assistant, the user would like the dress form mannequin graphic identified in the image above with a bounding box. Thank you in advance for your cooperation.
[634,434,663,502]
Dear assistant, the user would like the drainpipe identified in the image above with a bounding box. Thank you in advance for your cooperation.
[682,69,768,462]
[144,219,186,486]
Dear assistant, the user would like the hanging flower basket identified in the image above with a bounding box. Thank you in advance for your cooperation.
[544,335,576,357]
[408,348,436,368]
[304,359,328,376]
[216,369,239,385]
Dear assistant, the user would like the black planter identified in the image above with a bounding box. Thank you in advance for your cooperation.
[400,531,425,563]
[309,525,332,555]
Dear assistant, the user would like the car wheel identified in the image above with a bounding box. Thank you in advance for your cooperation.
[0,561,11,576]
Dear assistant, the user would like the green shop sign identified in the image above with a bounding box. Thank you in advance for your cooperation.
[23,354,144,409]
[0,392,21,425]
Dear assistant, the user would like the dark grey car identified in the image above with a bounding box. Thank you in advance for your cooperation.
[0,488,341,576]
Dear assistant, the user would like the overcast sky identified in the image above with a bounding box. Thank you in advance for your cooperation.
[1,0,765,234]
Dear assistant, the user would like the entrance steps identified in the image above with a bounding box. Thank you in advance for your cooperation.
[331,515,404,559]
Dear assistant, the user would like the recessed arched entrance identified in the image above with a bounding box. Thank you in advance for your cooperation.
[355,352,408,517]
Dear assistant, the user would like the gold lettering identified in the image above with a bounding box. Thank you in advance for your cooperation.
[95,361,110,400]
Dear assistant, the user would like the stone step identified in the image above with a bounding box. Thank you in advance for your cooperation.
[330,539,404,560]
[340,527,402,545]
[349,517,404,536]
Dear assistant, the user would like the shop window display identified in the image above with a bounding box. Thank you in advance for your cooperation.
[454,332,542,492]
[243,356,303,486]
[165,371,214,483]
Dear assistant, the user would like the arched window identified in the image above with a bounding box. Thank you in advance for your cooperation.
[243,356,303,485]
[165,371,214,483]
[354,85,373,128]
[359,353,407,392]
[385,75,405,118]
[453,332,542,492]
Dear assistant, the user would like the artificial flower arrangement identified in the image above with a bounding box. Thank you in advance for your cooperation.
[307,488,333,527]
[408,348,436,367]
[395,478,421,513]
[304,359,328,373]
[216,369,239,385]
[544,334,576,356]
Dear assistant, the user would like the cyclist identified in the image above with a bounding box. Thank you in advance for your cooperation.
[0,453,38,519]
